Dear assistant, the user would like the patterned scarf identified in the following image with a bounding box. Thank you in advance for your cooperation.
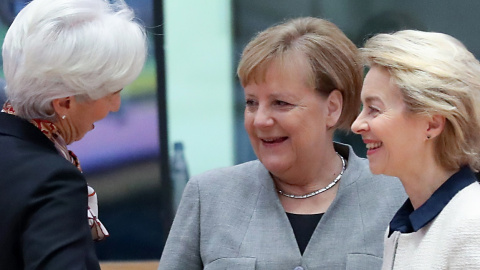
[2,102,109,241]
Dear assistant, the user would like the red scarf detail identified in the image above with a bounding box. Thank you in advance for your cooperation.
[2,102,109,241]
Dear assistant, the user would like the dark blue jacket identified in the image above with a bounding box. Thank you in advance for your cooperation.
[0,112,99,270]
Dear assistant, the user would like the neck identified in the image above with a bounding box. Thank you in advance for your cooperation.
[54,118,77,145]
[275,149,344,214]
[399,158,457,209]
[273,145,342,195]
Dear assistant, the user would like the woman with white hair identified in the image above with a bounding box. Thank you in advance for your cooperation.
[352,30,480,269]
[0,0,146,268]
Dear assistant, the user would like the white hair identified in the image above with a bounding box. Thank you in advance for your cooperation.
[2,0,147,120]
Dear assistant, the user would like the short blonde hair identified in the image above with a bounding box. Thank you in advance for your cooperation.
[361,30,480,171]
[237,17,363,131]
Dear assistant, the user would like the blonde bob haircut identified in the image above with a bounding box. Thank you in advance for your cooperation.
[361,30,480,171]
[3,0,147,121]
[237,17,363,131]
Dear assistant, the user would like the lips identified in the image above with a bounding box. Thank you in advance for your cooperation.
[366,142,382,150]
[261,137,288,144]
[363,139,382,155]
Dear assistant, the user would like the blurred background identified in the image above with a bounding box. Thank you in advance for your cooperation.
[1,0,480,263]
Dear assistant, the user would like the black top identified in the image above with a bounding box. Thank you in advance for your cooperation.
[287,212,324,255]
[0,112,100,270]
[389,166,476,236]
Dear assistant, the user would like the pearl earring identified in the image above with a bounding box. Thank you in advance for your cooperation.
[62,115,66,120]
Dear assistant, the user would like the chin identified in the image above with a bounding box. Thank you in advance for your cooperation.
[260,158,289,176]
[75,134,87,142]
[368,164,383,175]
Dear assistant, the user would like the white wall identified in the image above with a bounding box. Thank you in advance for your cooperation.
[164,0,234,176]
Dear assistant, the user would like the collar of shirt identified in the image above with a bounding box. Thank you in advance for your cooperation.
[389,166,476,236]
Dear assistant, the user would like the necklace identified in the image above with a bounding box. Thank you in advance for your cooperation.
[277,153,346,199]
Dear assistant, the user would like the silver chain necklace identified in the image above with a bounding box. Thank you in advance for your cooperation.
[277,153,346,199]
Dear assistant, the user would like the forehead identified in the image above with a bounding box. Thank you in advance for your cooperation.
[362,66,402,101]
[243,58,319,101]
[249,51,313,86]
[271,55,316,90]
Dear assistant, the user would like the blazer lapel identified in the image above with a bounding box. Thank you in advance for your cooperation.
[239,162,302,259]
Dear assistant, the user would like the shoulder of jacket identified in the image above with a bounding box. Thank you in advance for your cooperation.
[190,160,265,187]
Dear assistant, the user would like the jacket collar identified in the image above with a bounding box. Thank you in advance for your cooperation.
[0,112,56,151]
[254,142,364,199]
[389,166,476,236]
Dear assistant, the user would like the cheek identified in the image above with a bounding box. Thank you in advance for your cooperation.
[369,118,388,135]
[100,107,111,120]
[90,105,110,122]
[244,113,253,130]
[284,113,310,133]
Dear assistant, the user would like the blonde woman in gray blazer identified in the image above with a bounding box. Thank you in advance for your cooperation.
[159,17,405,270]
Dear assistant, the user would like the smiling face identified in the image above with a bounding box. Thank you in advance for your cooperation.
[351,66,428,177]
[244,56,340,179]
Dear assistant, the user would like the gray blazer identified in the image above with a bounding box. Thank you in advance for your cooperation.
[158,143,406,270]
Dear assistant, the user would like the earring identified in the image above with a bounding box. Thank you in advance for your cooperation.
[427,135,431,139]
[62,115,66,120]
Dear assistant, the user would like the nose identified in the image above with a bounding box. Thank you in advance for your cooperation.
[111,94,121,112]
[253,105,274,128]
[351,113,368,134]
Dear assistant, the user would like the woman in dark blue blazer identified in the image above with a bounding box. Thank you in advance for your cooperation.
[0,0,147,268]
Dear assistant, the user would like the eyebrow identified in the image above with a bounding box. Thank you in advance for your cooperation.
[363,96,382,104]
[271,92,296,99]
[244,92,297,100]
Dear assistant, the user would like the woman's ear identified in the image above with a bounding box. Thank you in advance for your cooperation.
[326,89,343,129]
[51,97,71,118]
[426,114,446,140]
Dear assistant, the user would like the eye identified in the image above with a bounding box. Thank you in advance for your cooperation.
[368,105,380,116]
[245,99,255,106]
[273,100,292,107]
[245,99,257,107]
